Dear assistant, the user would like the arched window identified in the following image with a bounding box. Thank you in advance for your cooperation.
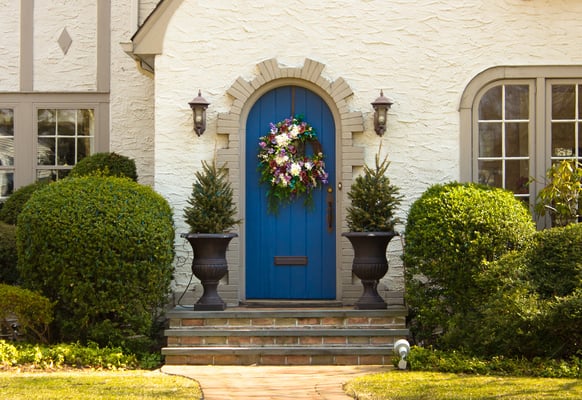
[460,66,582,226]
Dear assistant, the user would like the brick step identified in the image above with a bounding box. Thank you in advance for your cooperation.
[166,307,407,328]
[163,306,409,365]
[163,346,396,366]
[166,328,409,347]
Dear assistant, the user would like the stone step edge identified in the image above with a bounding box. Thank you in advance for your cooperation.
[165,328,409,337]
[162,345,396,356]
[166,306,408,319]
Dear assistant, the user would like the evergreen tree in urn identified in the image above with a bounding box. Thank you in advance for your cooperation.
[183,161,241,311]
[343,152,402,309]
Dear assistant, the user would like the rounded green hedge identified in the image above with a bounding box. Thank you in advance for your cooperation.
[476,223,582,358]
[16,176,174,348]
[0,181,48,225]
[404,182,536,349]
[69,152,138,181]
[0,222,18,284]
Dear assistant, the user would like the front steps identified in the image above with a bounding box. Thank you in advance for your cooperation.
[162,306,408,366]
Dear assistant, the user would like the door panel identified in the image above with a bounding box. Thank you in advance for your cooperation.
[245,86,336,299]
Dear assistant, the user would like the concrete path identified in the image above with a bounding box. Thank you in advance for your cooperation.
[162,365,389,399]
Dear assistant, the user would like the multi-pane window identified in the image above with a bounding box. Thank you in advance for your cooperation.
[0,108,15,199]
[36,108,94,182]
[477,84,531,202]
[463,67,582,228]
[551,84,582,164]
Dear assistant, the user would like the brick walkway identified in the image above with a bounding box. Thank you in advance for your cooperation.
[162,365,389,399]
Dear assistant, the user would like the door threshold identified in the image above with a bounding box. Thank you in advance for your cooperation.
[240,300,344,308]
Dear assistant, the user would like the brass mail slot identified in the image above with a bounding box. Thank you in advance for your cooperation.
[274,256,308,266]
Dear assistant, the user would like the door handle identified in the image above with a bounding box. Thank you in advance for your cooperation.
[326,187,333,232]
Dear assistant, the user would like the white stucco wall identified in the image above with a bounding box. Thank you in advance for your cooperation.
[110,0,156,185]
[33,0,97,91]
[150,0,582,302]
[0,1,20,91]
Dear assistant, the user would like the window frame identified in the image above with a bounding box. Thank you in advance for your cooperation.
[0,93,109,192]
[34,103,98,182]
[472,79,535,202]
[460,66,582,228]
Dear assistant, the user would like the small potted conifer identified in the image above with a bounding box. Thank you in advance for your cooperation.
[183,161,241,311]
[342,153,402,309]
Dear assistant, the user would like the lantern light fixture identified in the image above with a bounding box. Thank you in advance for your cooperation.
[188,90,210,136]
[371,90,393,136]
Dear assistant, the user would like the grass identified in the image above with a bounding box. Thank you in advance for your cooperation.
[344,370,582,400]
[0,370,202,400]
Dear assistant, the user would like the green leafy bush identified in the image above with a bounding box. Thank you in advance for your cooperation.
[406,346,581,378]
[0,284,53,343]
[404,182,536,349]
[476,223,582,358]
[16,176,174,348]
[69,152,138,181]
[528,223,582,299]
[0,223,18,284]
[0,181,47,225]
[0,340,139,370]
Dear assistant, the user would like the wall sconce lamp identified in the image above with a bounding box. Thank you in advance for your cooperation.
[188,90,210,136]
[371,90,393,136]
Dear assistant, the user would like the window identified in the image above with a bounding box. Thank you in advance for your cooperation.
[460,66,582,227]
[477,83,531,202]
[0,93,109,198]
[550,83,582,162]
[0,108,15,199]
[36,108,95,182]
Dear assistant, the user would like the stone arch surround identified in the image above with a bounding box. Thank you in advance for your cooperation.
[216,58,366,304]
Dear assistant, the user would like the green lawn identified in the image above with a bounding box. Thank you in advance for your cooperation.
[344,371,582,400]
[0,370,202,400]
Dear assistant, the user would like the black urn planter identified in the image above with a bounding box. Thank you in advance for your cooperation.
[183,232,237,311]
[342,231,398,310]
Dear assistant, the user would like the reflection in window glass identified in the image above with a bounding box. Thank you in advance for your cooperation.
[477,84,530,202]
[479,123,502,157]
[36,108,94,180]
[551,122,575,157]
[479,86,502,120]
[506,122,529,157]
[505,159,529,194]
[0,109,14,136]
[505,85,529,120]
[0,171,13,198]
[551,84,580,162]
[0,109,15,199]
[552,85,575,120]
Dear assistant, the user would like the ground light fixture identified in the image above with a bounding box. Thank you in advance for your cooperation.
[371,90,393,136]
[394,339,410,370]
[189,90,210,136]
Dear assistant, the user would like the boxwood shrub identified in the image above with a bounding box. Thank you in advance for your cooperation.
[0,223,18,284]
[16,176,174,349]
[0,283,53,343]
[0,181,48,225]
[404,182,536,349]
[69,152,138,181]
[476,223,582,358]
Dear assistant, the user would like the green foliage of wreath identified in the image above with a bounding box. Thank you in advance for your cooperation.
[257,115,329,213]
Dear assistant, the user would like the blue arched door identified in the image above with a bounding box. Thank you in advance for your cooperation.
[245,86,336,299]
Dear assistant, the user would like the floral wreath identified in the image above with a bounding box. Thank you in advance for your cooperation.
[258,115,329,213]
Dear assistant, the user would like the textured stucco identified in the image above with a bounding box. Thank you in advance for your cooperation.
[0,1,20,91]
[148,0,582,303]
[33,0,97,91]
[109,0,155,185]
